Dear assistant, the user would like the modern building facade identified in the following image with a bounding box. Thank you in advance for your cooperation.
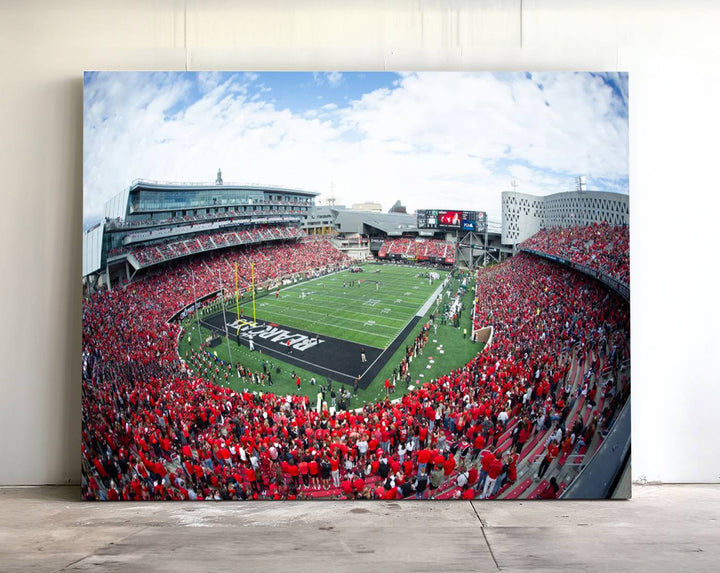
[83,174,318,289]
[502,190,629,246]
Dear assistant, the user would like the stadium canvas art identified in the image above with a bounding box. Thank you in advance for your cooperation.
[82,71,630,501]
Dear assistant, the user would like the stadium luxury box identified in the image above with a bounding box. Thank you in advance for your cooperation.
[83,71,630,501]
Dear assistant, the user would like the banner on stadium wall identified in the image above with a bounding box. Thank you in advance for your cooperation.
[82,70,630,502]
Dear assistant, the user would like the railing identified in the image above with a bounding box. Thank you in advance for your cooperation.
[121,215,302,245]
[521,248,629,302]
[120,227,305,270]
[560,401,631,499]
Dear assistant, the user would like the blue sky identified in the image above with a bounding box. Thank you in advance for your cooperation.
[84,71,628,228]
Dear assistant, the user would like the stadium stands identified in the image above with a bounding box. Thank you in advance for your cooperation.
[111,226,304,269]
[82,243,629,501]
[378,238,454,263]
[519,222,629,286]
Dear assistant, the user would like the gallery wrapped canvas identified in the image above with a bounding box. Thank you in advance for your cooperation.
[82,72,629,501]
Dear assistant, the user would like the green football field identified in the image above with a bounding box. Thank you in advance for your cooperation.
[180,264,482,408]
[240,264,446,348]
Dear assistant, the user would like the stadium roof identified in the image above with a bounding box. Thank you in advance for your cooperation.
[329,206,502,236]
[129,179,320,196]
[333,209,418,236]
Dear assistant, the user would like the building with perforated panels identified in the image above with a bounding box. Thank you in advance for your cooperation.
[502,190,629,246]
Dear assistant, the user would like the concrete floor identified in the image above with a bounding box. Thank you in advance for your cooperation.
[1,485,718,572]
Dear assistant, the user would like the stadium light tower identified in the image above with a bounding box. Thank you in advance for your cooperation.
[576,175,586,192]
[216,168,223,185]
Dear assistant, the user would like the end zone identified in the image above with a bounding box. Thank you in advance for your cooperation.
[200,311,388,388]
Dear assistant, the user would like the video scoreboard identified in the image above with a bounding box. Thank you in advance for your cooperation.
[416,209,487,232]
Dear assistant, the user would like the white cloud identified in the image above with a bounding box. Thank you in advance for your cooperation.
[196,72,222,93]
[84,72,627,228]
[340,72,628,182]
[311,72,343,88]
[326,72,343,86]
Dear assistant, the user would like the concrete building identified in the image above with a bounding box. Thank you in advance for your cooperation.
[82,176,317,290]
[502,190,629,247]
[350,201,383,212]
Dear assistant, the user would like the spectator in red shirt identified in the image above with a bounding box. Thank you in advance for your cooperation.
[308,457,320,489]
[244,464,260,493]
[470,433,485,462]
[467,466,479,488]
[476,449,495,493]
[537,439,559,480]
[515,422,531,455]
[442,454,457,479]
[482,453,504,499]
[80,236,629,501]
[298,459,309,487]
[330,455,341,488]
[352,476,365,495]
[341,479,354,499]
[417,448,432,475]
[538,477,560,499]
[288,462,300,488]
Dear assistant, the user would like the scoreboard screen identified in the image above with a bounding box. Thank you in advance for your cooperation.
[417,209,487,232]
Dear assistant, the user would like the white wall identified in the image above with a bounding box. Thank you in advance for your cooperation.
[1,0,718,485]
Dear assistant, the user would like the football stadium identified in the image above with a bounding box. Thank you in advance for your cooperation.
[81,175,630,501]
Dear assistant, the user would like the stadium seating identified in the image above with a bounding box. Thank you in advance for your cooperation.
[82,241,629,501]
[519,222,629,286]
[378,238,454,263]
[119,226,304,268]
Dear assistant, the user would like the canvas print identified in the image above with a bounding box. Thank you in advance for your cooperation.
[82,72,630,501]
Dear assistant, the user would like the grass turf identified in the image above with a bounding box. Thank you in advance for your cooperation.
[244,263,444,348]
[178,264,482,408]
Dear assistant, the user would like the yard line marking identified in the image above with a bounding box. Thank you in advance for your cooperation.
[261,304,401,331]
[232,307,401,346]
[360,279,447,378]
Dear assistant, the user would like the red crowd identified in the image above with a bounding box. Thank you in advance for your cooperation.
[519,222,629,286]
[112,225,304,267]
[82,236,629,501]
[378,238,454,261]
